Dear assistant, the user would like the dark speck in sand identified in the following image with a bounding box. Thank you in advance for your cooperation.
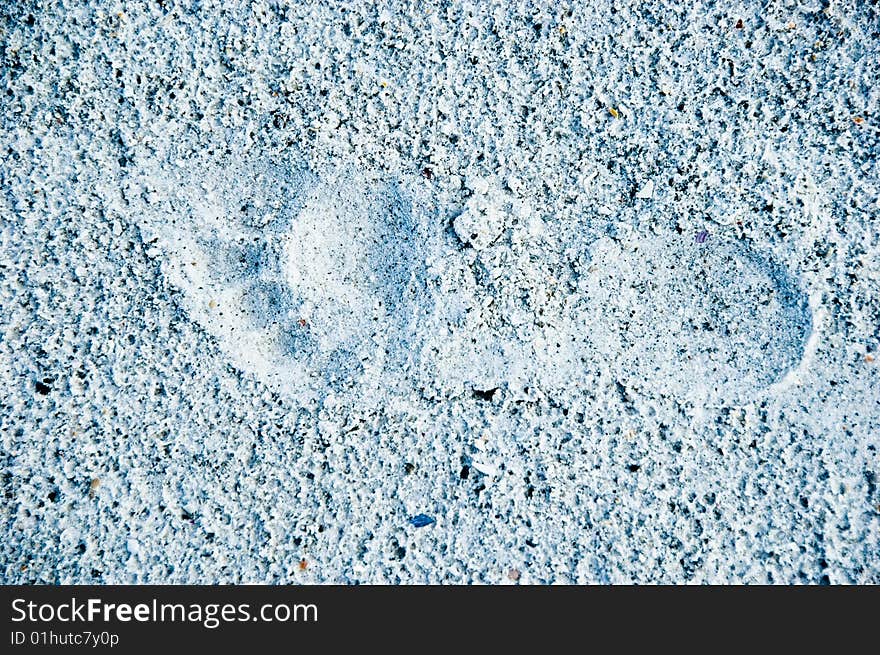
[472,387,498,401]
[409,514,435,528]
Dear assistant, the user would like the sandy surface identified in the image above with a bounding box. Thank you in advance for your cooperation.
[2,1,878,583]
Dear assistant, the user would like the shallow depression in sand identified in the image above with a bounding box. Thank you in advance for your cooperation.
[572,234,812,403]
[138,155,812,406]
[138,158,429,399]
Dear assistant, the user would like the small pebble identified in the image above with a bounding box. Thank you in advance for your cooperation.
[409,514,435,528]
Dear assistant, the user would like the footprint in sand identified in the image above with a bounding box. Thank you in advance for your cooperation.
[135,156,430,400]
[135,158,812,407]
[406,182,812,406]
[561,232,813,403]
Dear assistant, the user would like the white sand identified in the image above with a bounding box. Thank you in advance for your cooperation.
[2,1,878,583]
